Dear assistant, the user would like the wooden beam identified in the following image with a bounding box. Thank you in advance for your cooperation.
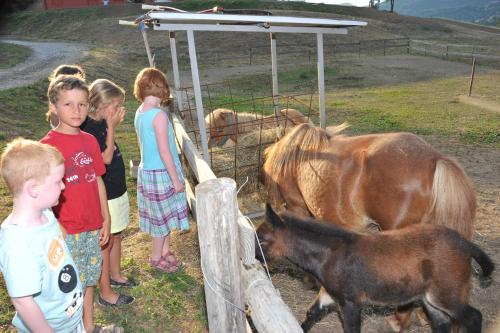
[196,178,246,333]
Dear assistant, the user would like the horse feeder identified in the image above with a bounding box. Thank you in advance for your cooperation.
[119,5,367,163]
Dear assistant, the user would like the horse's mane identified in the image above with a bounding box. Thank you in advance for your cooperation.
[282,211,357,243]
[262,123,348,205]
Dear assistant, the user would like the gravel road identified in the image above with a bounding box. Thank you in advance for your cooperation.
[0,39,88,90]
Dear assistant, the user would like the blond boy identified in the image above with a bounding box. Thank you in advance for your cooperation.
[0,138,84,332]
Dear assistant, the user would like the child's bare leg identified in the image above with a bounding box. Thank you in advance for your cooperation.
[83,286,95,332]
[99,238,119,303]
[109,233,127,282]
[152,236,166,261]
[161,234,171,257]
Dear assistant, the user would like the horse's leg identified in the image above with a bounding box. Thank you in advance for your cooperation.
[422,298,452,333]
[339,300,362,333]
[301,287,336,332]
[458,305,482,333]
[387,303,415,332]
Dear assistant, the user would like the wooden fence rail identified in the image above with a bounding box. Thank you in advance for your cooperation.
[172,113,302,332]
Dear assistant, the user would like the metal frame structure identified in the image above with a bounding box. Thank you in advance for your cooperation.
[120,5,367,162]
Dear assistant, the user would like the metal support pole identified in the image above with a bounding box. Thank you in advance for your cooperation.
[139,22,154,67]
[317,33,326,128]
[169,31,184,114]
[270,33,281,138]
[187,29,210,162]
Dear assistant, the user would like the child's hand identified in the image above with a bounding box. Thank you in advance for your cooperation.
[106,107,125,130]
[173,179,185,193]
[99,222,110,246]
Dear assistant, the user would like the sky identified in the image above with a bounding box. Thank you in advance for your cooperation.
[303,0,368,7]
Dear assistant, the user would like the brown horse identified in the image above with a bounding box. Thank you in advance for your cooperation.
[256,204,493,333]
[261,123,477,331]
[262,123,476,238]
[204,108,313,147]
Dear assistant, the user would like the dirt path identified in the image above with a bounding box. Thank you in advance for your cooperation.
[0,39,89,90]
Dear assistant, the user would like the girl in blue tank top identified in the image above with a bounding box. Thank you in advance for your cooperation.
[133,68,189,273]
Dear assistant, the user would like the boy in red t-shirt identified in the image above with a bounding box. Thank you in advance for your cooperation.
[41,75,120,333]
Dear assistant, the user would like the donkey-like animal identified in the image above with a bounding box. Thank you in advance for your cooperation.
[256,204,494,333]
[204,108,313,147]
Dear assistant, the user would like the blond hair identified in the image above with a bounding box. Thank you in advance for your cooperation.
[1,138,65,196]
[133,67,170,105]
[88,79,125,116]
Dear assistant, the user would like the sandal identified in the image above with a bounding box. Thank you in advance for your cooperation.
[92,324,124,333]
[150,257,178,273]
[162,251,181,268]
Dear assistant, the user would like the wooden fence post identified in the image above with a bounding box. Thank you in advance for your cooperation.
[196,178,246,333]
[468,56,476,97]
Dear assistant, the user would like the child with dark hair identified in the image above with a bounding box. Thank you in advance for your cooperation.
[40,75,123,333]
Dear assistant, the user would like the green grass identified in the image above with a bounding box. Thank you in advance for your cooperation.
[0,42,31,69]
[0,46,208,331]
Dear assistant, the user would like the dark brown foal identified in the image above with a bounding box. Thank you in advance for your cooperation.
[256,204,494,333]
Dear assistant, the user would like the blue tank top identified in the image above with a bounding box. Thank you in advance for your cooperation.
[134,107,180,170]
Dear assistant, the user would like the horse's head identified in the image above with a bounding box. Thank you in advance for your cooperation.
[255,203,288,263]
[204,108,235,147]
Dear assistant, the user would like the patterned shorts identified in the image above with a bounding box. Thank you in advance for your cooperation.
[65,230,102,288]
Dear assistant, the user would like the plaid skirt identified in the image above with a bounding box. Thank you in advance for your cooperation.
[137,168,190,237]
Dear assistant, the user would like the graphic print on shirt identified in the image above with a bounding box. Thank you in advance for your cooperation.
[46,236,82,317]
[66,151,96,185]
[48,236,66,271]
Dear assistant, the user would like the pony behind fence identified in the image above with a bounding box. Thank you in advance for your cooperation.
[256,204,494,333]
[262,123,476,239]
[205,108,313,147]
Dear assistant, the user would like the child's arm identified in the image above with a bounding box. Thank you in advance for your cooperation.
[101,107,125,164]
[97,176,111,246]
[153,111,185,193]
[11,296,55,333]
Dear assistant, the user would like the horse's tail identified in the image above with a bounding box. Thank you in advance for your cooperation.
[428,157,476,239]
[467,241,495,283]
[262,123,332,204]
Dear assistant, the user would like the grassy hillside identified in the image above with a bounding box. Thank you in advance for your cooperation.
[381,0,500,25]
[0,1,499,331]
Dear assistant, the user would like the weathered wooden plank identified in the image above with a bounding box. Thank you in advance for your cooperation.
[196,178,245,333]
[243,264,303,333]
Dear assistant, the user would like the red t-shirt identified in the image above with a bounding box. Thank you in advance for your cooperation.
[41,130,106,234]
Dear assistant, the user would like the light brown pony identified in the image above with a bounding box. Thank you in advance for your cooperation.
[262,122,476,238]
[204,108,313,147]
[261,123,477,331]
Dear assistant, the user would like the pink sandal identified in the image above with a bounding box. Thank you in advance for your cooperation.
[162,251,181,268]
[150,257,178,273]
